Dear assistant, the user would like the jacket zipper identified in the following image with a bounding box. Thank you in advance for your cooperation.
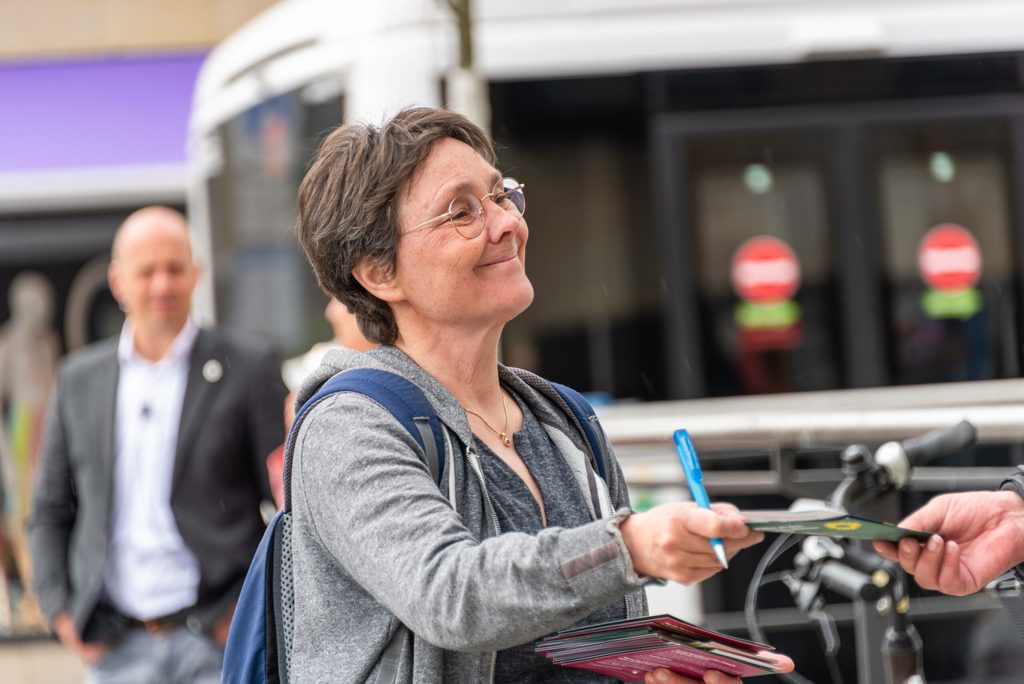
[467,446,501,537]
[466,445,499,682]
[586,411,636,618]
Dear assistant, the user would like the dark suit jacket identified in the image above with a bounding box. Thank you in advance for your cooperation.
[29,327,287,642]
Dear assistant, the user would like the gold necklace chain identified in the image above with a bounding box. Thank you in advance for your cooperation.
[463,390,512,447]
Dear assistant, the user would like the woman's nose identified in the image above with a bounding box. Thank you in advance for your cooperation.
[481,201,521,241]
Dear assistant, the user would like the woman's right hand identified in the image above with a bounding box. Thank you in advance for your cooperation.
[645,667,741,684]
[619,502,763,584]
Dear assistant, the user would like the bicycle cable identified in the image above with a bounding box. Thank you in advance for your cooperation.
[744,532,818,684]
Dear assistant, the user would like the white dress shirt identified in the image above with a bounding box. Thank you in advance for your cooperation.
[103,318,201,619]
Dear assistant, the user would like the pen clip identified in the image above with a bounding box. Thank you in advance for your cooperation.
[673,429,703,484]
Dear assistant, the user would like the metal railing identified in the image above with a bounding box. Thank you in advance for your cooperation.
[599,378,1024,496]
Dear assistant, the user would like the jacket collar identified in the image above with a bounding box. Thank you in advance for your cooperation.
[298,345,588,457]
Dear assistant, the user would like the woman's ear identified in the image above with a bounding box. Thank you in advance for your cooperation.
[352,259,403,303]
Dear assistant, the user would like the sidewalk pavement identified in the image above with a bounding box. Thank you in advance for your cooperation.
[0,639,84,684]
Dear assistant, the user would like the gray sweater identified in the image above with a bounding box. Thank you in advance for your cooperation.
[289,346,648,682]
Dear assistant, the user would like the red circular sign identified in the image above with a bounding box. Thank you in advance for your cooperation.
[917,223,981,291]
[731,236,801,303]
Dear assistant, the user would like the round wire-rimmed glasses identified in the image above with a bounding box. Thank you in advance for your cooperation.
[405,177,526,239]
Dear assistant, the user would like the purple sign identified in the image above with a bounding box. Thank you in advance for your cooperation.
[0,52,206,172]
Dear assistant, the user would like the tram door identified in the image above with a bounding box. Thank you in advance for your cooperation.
[871,114,1020,385]
[654,100,1024,399]
[654,116,846,399]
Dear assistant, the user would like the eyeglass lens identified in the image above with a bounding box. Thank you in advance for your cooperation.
[498,178,526,215]
[448,178,525,238]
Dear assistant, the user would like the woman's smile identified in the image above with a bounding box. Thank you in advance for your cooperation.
[478,250,520,269]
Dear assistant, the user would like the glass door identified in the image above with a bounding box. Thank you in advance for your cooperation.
[654,119,846,399]
[870,119,1019,384]
[691,131,842,396]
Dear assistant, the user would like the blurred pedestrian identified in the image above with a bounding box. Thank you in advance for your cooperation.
[268,297,374,508]
[280,297,374,394]
[29,206,286,683]
[0,271,60,633]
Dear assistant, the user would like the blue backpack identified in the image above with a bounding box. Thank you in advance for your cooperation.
[221,368,608,684]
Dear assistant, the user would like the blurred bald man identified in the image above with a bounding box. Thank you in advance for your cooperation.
[30,206,287,683]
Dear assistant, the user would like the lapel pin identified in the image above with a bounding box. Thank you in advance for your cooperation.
[202,359,224,383]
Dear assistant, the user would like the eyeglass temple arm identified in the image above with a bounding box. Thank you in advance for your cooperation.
[408,211,451,232]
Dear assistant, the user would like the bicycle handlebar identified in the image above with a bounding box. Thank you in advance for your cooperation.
[874,420,977,491]
[900,420,977,466]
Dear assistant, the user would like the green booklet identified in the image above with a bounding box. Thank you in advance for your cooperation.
[741,508,933,542]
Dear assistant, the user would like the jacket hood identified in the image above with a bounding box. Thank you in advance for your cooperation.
[294,345,592,458]
[296,346,484,449]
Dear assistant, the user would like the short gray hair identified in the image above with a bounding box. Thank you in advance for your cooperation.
[296,107,496,345]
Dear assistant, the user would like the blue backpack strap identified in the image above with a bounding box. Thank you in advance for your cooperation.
[548,381,609,481]
[225,370,445,684]
[282,369,446,511]
[222,509,286,684]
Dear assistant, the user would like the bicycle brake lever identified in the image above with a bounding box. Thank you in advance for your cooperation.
[782,572,822,613]
[802,535,845,563]
[830,443,892,511]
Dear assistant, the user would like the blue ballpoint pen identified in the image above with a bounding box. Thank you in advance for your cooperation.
[673,429,729,570]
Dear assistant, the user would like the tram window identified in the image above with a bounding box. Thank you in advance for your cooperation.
[497,137,665,401]
[207,87,343,357]
[686,132,842,396]
[873,121,1018,384]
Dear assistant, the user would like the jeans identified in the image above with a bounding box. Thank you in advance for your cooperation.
[86,627,223,684]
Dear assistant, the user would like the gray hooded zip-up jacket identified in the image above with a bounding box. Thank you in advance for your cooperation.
[289,346,648,682]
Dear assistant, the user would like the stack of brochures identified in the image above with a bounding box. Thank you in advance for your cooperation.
[536,614,793,680]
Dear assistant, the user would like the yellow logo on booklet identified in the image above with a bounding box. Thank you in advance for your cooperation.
[824,521,862,531]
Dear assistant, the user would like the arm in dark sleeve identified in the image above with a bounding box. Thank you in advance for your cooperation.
[245,350,287,503]
[28,376,75,624]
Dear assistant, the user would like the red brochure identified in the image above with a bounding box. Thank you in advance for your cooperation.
[536,614,794,681]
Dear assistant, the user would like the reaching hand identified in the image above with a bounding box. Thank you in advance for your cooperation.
[620,502,764,585]
[873,491,1024,596]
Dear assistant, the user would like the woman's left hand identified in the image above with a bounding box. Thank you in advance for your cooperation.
[644,668,740,684]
